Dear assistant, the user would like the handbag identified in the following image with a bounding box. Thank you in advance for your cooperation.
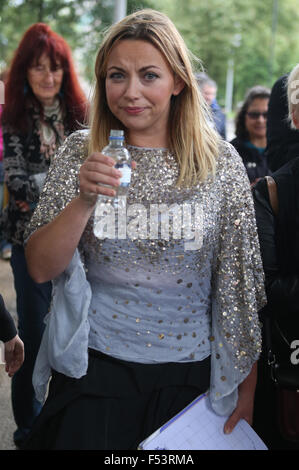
[264,175,299,443]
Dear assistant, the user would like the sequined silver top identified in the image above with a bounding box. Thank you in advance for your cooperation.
[26,129,266,414]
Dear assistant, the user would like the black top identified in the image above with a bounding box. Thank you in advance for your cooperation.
[230,137,270,183]
[265,74,299,172]
[252,158,299,360]
[0,293,17,342]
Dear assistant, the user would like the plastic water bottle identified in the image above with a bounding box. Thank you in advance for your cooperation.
[93,129,131,239]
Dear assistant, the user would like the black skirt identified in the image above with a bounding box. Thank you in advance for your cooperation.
[23,349,210,450]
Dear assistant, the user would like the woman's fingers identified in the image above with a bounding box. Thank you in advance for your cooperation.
[223,388,254,434]
[224,408,242,434]
[79,152,119,200]
[83,163,122,186]
[79,152,136,202]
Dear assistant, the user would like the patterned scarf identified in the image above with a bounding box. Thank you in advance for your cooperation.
[38,98,66,160]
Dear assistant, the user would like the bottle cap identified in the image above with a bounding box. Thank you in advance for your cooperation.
[109,129,124,140]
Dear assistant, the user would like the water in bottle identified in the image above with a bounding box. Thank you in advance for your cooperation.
[93,129,131,239]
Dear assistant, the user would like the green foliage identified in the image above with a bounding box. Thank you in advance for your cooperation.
[0,0,154,83]
[0,0,115,82]
[156,0,299,106]
[1,0,299,108]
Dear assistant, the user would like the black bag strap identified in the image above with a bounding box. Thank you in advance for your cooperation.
[264,175,279,383]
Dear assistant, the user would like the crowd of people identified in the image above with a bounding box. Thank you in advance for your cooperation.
[0,8,298,451]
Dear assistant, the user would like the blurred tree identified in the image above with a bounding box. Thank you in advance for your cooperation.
[1,0,299,108]
[155,0,299,106]
[77,0,155,82]
[0,0,85,63]
[0,0,154,83]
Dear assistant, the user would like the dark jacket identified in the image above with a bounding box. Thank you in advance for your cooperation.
[211,100,226,139]
[265,74,299,172]
[0,294,17,342]
[2,108,70,245]
[230,137,270,183]
[253,158,299,364]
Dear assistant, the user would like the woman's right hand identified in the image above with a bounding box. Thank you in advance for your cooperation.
[5,334,24,377]
[78,152,122,206]
[26,152,138,284]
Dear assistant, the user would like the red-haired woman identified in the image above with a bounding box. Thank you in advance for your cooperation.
[1,23,87,448]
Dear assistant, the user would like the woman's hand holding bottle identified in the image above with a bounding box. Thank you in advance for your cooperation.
[78,152,122,205]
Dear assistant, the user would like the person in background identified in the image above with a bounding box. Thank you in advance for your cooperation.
[0,294,24,378]
[1,23,87,448]
[230,86,271,185]
[22,10,264,450]
[196,72,226,139]
[252,64,299,449]
[0,70,12,260]
[265,74,299,172]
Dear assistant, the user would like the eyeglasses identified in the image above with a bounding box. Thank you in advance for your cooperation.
[246,111,268,120]
[29,65,63,76]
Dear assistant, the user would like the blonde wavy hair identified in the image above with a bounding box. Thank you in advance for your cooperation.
[88,9,220,186]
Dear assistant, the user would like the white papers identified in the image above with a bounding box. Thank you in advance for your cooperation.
[139,393,267,450]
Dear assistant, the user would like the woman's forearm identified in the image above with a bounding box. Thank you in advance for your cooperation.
[239,361,257,397]
[25,150,125,282]
[25,196,95,283]
[223,361,257,434]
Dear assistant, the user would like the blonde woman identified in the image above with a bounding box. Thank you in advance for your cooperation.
[23,10,265,449]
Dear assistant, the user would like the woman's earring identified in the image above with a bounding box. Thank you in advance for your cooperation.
[24,82,29,95]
